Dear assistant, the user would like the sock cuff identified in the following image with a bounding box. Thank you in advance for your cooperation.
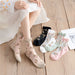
[43,26,51,30]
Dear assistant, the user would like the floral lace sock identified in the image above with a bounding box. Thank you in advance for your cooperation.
[24,39,45,68]
[40,29,56,53]
[50,38,69,60]
[45,32,66,51]
[10,32,24,62]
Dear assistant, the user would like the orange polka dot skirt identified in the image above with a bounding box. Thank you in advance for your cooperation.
[0,0,11,11]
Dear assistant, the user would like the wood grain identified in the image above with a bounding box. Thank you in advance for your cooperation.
[0,0,75,75]
[42,0,75,75]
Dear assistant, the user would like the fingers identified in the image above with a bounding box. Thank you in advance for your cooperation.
[30,1,37,3]
[15,0,41,10]
[19,1,26,5]
[21,5,29,9]
[23,4,29,9]
[19,1,29,9]
[29,0,42,7]
[38,1,42,7]
[36,1,42,7]
[37,1,40,7]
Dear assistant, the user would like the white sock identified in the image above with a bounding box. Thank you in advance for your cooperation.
[40,29,56,53]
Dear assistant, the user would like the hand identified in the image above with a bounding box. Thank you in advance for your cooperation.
[29,0,42,7]
[14,1,29,10]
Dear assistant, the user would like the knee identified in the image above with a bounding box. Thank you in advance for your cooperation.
[35,8,41,15]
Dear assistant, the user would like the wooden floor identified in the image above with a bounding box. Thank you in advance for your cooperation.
[0,0,75,75]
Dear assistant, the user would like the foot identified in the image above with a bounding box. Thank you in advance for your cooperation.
[10,32,23,62]
[24,39,45,68]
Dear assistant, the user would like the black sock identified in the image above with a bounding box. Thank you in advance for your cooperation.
[33,26,51,46]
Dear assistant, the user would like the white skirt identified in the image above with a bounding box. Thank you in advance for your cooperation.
[0,0,49,44]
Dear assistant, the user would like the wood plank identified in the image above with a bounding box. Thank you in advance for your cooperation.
[42,0,68,75]
[63,0,75,28]
[0,43,17,75]
[18,25,45,75]
[61,0,75,75]
[42,0,75,75]
[0,0,75,75]
[41,0,57,31]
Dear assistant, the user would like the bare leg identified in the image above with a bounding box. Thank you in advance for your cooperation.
[20,9,41,31]
[20,9,41,39]
[21,13,31,40]
[29,9,41,28]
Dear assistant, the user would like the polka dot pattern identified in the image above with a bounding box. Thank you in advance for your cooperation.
[0,0,11,11]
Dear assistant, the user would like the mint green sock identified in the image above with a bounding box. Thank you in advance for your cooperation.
[44,32,66,52]
[45,43,59,51]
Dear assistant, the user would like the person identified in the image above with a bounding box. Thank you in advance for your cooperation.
[0,0,49,68]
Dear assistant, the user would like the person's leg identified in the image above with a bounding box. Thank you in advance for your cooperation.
[21,13,31,40]
[20,9,41,30]
[21,13,45,68]
[9,32,22,63]
[29,9,41,28]
[20,9,41,39]
[9,9,41,63]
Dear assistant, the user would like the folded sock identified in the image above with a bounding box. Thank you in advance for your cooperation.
[33,26,51,46]
[45,32,66,51]
[40,29,56,53]
[50,38,69,60]
[40,38,56,53]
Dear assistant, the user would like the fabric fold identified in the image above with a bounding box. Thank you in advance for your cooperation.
[0,0,50,44]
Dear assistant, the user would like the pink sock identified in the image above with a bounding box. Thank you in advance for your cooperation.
[50,38,69,60]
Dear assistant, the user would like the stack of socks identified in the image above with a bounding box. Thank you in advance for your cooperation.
[33,26,51,46]
[40,31,69,60]
[33,26,69,60]
[45,32,66,51]
[40,29,56,53]
[50,37,69,60]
